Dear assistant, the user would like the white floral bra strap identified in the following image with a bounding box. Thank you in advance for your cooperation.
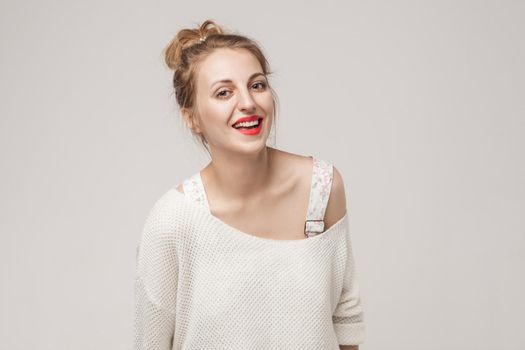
[304,156,334,238]
[182,172,210,211]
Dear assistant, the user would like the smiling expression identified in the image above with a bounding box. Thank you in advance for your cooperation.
[188,48,275,153]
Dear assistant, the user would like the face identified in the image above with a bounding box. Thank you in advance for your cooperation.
[184,48,274,155]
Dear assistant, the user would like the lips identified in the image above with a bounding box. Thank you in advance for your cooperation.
[231,115,263,128]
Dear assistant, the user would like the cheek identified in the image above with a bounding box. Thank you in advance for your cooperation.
[198,100,235,127]
[256,93,274,112]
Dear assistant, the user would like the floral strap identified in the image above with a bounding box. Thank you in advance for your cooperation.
[304,157,333,238]
[182,172,210,211]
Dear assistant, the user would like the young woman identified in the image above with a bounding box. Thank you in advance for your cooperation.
[134,19,366,350]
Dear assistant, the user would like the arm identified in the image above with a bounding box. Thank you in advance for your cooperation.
[328,167,366,347]
[134,195,179,350]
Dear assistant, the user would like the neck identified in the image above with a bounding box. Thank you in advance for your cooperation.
[202,145,275,209]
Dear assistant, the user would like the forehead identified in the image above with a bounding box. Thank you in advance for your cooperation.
[196,48,263,86]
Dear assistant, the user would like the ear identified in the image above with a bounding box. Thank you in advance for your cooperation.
[180,107,202,134]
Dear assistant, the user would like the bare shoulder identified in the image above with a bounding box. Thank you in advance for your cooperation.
[324,164,347,230]
[175,183,184,194]
[269,147,347,229]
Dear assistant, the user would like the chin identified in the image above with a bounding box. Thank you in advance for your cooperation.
[231,138,269,155]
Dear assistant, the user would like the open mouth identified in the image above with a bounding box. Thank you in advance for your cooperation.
[232,117,263,130]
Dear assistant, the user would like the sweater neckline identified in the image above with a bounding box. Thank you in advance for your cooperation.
[171,188,348,245]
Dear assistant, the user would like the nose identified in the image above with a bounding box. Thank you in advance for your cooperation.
[237,88,257,113]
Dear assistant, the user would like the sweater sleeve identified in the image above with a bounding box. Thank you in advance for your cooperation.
[332,228,366,346]
[134,194,179,350]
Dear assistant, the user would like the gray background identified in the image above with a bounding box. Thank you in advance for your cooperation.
[1,0,524,349]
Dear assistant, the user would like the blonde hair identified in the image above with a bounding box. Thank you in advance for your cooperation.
[162,19,278,156]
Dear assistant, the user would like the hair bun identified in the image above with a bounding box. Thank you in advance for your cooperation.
[163,19,226,70]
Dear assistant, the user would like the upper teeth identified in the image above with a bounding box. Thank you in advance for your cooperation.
[234,119,260,128]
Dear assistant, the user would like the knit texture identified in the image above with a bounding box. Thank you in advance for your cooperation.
[134,159,366,349]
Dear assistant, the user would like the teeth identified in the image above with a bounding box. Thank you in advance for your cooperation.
[234,119,260,128]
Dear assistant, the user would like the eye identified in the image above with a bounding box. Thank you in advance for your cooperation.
[216,90,231,99]
[252,81,267,90]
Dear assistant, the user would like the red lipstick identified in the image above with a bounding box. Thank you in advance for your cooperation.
[232,115,261,126]
[231,115,264,136]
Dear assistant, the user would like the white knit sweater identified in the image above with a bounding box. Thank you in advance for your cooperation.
[134,158,366,349]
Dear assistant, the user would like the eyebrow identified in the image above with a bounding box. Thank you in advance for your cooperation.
[210,72,266,90]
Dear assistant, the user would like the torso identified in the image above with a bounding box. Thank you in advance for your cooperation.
[176,148,336,240]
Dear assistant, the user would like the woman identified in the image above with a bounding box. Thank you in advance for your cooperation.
[134,19,366,350]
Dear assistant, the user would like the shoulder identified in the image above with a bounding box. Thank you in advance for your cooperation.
[296,153,347,229]
[140,187,185,241]
[270,147,347,228]
[324,163,347,229]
